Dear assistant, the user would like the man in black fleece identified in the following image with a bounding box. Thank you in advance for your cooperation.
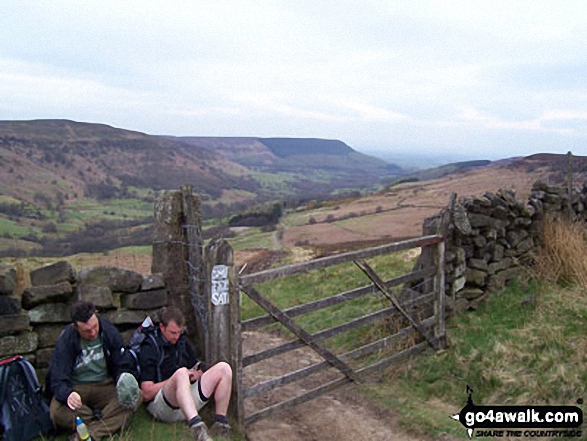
[139,306,233,441]
[47,301,140,439]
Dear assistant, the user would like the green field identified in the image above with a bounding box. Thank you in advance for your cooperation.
[227,227,274,251]
[61,198,152,224]
[0,217,42,236]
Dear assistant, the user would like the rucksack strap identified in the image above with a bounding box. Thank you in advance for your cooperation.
[0,356,21,406]
[145,333,165,383]
[19,359,42,394]
[0,356,21,367]
[0,358,10,406]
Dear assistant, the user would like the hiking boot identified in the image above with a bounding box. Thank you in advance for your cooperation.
[209,421,231,438]
[190,421,212,441]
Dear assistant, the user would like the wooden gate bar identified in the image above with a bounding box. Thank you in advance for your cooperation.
[240,235,442,286]
[354,259,436,349]
[340,315,435,362]
[356,340,433,378]
[243,306,394,367]
[243,292,435,367]
[242,267,436,331]
[245,376,350,425]
[242,286,360,382]
[245,339,435,425]
[244,316,436,399]
[434,240,447,349]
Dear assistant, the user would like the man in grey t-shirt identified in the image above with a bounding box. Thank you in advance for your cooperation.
[48,301,141,439]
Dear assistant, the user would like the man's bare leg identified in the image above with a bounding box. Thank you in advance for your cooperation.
[162,367,199,420]
[199,362,232,415]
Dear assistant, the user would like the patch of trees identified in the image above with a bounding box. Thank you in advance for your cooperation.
[39,217,154,256]
[86,182,133,200]
[387,177,420,187]
[228,203,283,227]
[202,225,236,240]
[0,201,46,220]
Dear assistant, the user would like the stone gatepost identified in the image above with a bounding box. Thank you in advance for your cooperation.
[152,185,206,354]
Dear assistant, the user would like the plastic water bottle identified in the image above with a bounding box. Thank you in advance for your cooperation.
[75,416,92,440]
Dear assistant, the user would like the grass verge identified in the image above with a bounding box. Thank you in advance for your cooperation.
[362,278,586,440]
[44,406,246,441]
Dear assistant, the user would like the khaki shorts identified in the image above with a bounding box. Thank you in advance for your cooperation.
[146,380,209,422]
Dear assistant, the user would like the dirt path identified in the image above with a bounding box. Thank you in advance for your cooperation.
[242,331,427,441]
[245,385,420,441]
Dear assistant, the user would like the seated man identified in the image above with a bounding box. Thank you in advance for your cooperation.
[48,301,141,440]
[139,306,233,441]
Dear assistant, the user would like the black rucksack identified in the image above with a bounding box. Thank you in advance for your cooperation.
[0,355,53,441]
[127,317,164,382]
[127,317,199,383]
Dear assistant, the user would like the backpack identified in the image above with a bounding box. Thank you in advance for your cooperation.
[127,317,164,382]
[0,355,53,441]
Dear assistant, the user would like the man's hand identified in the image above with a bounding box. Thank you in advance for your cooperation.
[188,367,203,383]
[67,391,82,410]
[194,361,209,372]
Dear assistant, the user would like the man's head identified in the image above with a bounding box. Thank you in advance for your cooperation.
[71,301,100,341]
[158,306,185,345]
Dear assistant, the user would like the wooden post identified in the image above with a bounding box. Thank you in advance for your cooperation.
[434,240,446,349]
[567,151,573,219]
[235,284,245,430]
[203,238,243,428]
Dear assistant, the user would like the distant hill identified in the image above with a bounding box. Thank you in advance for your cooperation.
[0,120,401,206]
[260,138,354,157]
[0,120,404,257]
[0,119,256,203]
[387,160,493,186]
[170,136,402,176]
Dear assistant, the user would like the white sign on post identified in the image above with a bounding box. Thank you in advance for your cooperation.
[211,265,229,306]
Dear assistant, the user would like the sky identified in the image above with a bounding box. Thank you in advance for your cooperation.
[1,1,587,163]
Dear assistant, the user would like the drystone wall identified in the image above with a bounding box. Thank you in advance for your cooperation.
[0,260,168,380]
[423,180,584,311]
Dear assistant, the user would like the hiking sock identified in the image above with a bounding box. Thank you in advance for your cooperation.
[188,415,203,427]
[214,414,229,424]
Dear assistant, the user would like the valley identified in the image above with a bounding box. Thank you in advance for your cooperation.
[1,119,585,271]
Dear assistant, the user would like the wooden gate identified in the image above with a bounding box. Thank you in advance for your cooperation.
[235,234,446,426]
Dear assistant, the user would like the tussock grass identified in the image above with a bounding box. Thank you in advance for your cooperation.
[533,215,587,288]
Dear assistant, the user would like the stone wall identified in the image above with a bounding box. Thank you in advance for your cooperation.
[423,180,584,311]
[0,261,168,380]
